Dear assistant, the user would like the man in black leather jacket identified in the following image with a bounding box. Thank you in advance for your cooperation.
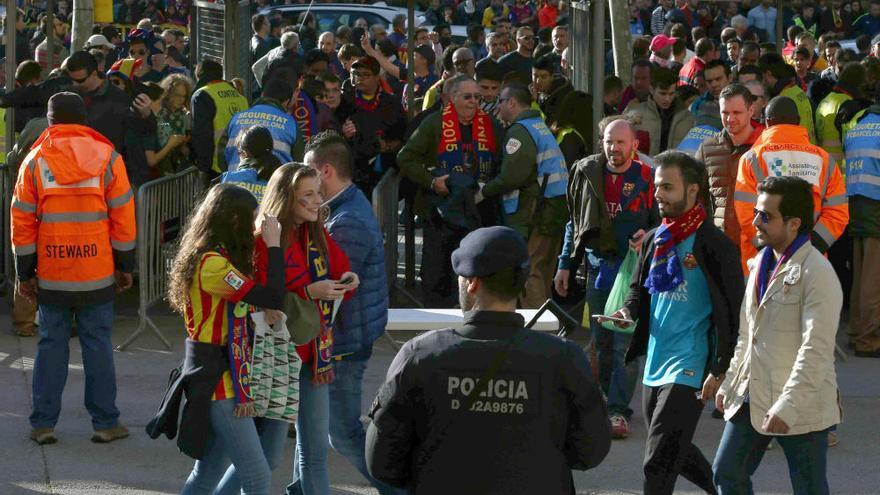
[366,226,611,495]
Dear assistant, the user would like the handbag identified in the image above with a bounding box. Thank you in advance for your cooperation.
[250,312,302,423]
[285,292,321,345]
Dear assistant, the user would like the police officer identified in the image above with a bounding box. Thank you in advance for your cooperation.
[366,226,611,495]
[482,82,569,309]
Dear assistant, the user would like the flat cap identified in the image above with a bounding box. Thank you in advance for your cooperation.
[451,226,529,278]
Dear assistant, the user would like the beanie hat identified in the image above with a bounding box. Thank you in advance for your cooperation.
[47,91,87,125]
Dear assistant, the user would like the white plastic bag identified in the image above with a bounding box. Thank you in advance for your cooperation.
[250,312,302,423]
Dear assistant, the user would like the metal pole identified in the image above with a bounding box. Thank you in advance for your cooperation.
[71,0,94,52]
[406,0,415,119]
[591,0,605,154]
[5,0,16,146]
[45,0,56,79]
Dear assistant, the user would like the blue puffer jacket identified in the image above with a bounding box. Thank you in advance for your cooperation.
[326,184,388,357]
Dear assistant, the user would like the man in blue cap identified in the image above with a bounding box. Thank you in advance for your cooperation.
[365,226,611,494]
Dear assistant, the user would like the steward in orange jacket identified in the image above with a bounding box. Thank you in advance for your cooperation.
[12,96,136,307]
[734,96,848,274]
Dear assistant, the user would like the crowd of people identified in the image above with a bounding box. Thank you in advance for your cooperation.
[3,0,880,494]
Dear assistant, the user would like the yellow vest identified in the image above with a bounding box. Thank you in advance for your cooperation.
[201,81,248,173]
[555,127,584,146]
[780,84,816,144]
[0,107,6,165]
[815,91,851,171]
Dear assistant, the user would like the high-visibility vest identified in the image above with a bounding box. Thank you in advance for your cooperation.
[677,125,719,156]
[220,168,268,203]
[842,108,880,201]
[502,117,568,214]
[555,127,584,146]
[223,101,299,171]
[201,81,249,173]
[11,124,136,296]
[815,91,851,171]
[779,83,816,143]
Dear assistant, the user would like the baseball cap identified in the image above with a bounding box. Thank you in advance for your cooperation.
[85,34,115,49]
[650,34,678,52]
[351,56,380,75]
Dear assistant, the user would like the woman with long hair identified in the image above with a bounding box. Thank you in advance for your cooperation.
[168,184,285,495]
[220,163,359,495]
[155,73,194,174]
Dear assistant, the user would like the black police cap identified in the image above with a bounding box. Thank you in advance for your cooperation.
[451,226,530,279]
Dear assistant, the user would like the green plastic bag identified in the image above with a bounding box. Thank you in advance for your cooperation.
[601,249,639,334]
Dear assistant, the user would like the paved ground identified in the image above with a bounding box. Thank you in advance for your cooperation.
[1,292,878,494]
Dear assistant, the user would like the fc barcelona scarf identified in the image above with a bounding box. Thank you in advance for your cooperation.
[436,102,497,182]
[216,246,254,413]
[306,233,335,385]
[293,91,318,142]
[644,203,706,294]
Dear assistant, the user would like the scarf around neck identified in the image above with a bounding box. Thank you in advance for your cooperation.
[756,233,809,302]
[644,203,706,294]
[437,102,498,182]
[305,229,335,383]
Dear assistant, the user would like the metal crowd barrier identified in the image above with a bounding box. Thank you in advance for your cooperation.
[0,163,12,296]
[116,167,203,351]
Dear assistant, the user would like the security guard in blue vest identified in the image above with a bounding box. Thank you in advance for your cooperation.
[218,77,305,172]
[218,125,283,203]
[481,82,570,308]
[677,114,721,157]
[365,226,611,495]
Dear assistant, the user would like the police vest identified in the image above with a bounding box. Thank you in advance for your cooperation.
[843,109,880,201]
[676,125,720,156]
[780,84,816,143]
[201,81,249,173]
[555,127,584,146]
[793,17,818,38]
[220,168,268,203]
[223,102,299,171]
[502,117,568,215]
[816,91,851,170]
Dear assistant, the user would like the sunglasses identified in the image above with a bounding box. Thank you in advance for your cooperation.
[457,92,482,101]
[753,208,770,224]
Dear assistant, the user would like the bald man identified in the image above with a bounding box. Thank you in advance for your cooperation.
[555,117,660,440]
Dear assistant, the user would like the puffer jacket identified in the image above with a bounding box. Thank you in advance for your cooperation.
[325,184,389,357]
[695,125,763,248]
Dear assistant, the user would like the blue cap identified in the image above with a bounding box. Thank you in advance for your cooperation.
[451,226,530,279]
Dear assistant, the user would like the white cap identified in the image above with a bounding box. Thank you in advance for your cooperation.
[85,34,114,49]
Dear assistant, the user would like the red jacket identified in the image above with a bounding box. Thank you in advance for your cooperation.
[254,224,351,363]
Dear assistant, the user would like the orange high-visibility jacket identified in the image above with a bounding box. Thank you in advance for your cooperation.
[733,124,848,274]
[11,124,136,306]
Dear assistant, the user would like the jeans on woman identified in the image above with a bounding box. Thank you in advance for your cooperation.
[181,399,271,495]
[285,365,331,495]
[212,417,289,495]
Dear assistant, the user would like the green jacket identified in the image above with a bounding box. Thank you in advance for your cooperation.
[397,109,504,216]
[482,109,544,238]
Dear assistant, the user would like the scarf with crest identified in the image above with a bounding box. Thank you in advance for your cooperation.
[305,231,335,384]
[644,203,707,294]
[293,91,317,142]
[436,102,497,182]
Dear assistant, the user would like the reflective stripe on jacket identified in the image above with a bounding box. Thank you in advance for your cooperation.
[11,124,136,305]
[843,108,880,201]
[733,124,848,274]
[676,124,719,156]
[201,81,249,173]
[502,117,568,215]
[222,101,299,171]
[220,168,269,203]
[815,91,851,170]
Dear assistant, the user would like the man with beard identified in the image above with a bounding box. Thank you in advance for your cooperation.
[603,150,743,495]
[621,60,655,111]
[555,118,658,440]
[713,176,842,494]
[366,226,611,494]
[498,26,536,81]
[397,76,504,307]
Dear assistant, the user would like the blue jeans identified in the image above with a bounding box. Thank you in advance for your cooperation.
[181,399,271,495]
[286,365,331,495]
[585,265,639,418]
[286,359,407,495]
[713,403,830,495]
[30,301,120,430]
[212,417,289,495]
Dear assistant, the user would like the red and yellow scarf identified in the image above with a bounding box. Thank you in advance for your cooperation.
[436,102,497,182]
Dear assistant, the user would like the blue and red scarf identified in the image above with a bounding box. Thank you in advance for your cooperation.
[306,232,335,384]
[644,204,706,294]
[756,233,809,301]
[216,246,253,406]
[436,102,497,182]
[293,91,318,143]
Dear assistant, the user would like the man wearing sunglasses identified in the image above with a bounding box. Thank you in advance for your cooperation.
[397,75,504,307]
[498,26,535,82]
[714,176,842,494]
[733,95,848,275]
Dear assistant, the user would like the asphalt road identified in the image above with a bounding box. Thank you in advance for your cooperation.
[1,303,878,495]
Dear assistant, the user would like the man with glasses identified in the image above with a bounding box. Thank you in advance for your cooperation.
[744,79,768,124]
[714,176,842,494]
[733,96,848,275]
[498,26,536,82]
[483,82,568,308]
[397,75,504,307]
[338,56,406,196]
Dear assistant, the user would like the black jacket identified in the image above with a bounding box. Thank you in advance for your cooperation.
[145,340,228,460]
[623,220,745,377]
[365,310,611,495]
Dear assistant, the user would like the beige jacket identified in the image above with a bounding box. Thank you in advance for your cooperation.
[624,98,694,157]
[718,242,843,435]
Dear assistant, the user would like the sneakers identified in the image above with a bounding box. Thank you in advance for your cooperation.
[30,428,57,445]
[91,424,130,443]
[610,414,630,439]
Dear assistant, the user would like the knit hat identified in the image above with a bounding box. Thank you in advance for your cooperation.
[47,92,87,125]
[107,57,143,83]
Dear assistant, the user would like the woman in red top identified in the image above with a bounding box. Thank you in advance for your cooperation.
[225,163,359,495]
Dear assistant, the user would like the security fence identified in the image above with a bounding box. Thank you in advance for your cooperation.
[192,0,253,97]
[0,163,12,296]
[116,167,203,351]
